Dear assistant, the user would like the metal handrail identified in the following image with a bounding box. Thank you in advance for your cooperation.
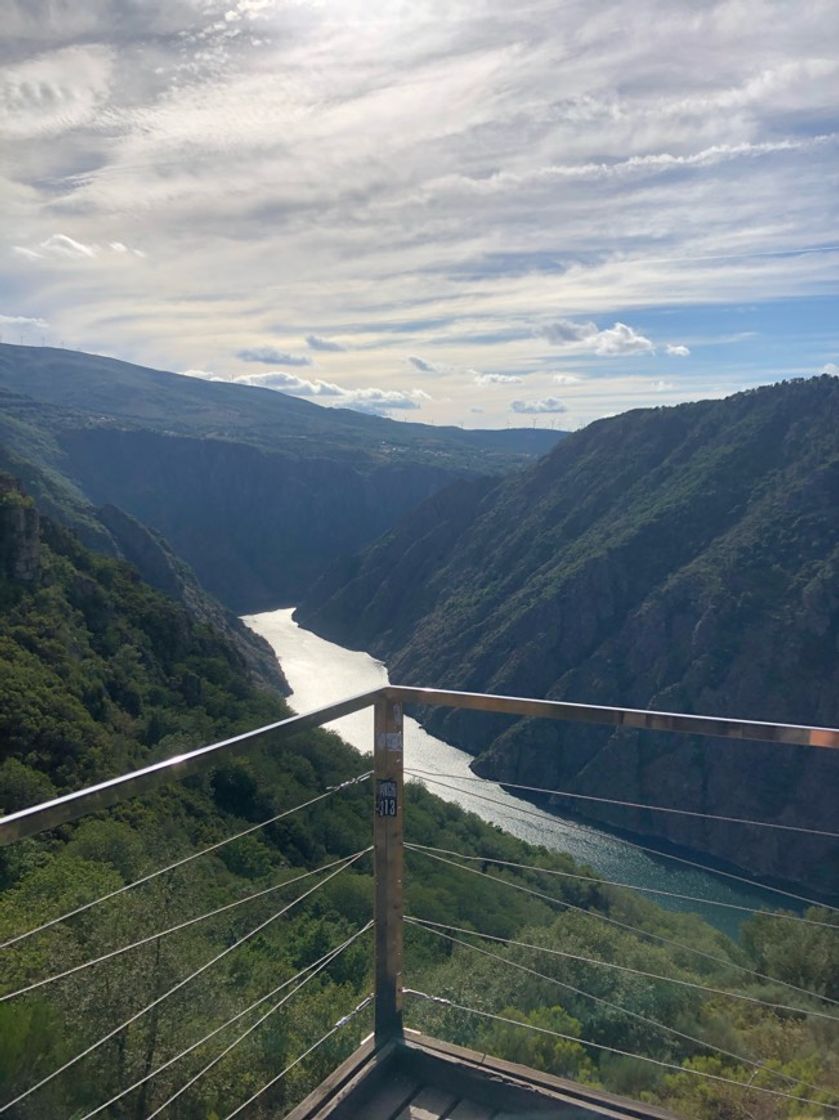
[0,688,382,846]
[387,686,839,749]
[2,684,837,846]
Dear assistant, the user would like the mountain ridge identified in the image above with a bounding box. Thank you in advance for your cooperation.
[297,376,839,893]
[0,344,565,608]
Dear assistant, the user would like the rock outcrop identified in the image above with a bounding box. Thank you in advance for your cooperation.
[0,476,40,584]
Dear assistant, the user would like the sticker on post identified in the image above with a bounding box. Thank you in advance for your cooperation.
[376,779,398,817]
[376,731,403,753]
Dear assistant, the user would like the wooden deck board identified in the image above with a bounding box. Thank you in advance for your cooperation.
[364,1073,423,1119]
[447,1102,496,1119]
[281,1032,679,1119]
[393,1085,459,1119]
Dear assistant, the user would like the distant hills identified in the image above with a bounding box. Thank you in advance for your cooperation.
[0,344,564,608]
[298,376,839,893]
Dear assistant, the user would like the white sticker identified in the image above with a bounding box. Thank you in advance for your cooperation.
[377,731,404,753]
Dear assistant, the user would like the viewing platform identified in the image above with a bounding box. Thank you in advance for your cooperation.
[287,1030,679,1119]
[2,687,836,1119]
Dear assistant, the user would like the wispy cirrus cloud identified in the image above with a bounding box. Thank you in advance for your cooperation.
[2,0,837,428]
[13,234,145,261]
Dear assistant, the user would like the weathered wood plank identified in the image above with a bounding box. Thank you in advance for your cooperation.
[393,1085,458,1119]
[447,1101,496,1119]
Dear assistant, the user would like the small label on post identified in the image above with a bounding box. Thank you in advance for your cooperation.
[377,731,403,753]
[376,779,398,817]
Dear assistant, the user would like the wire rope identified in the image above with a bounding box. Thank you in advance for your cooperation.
[2,853,364,1002]
[412,775,839,915]
[407,842,838,929]
[217,995,374,1120]
[405,767,839,839]
[0,848,370,1113]
[143,924,374,1119]
[407,918,836,1099]
[406,845,839,1010]
[406,917,838,1023]
[403,989,839,1113]
[77,921,373,1120]
[0,772,371,951]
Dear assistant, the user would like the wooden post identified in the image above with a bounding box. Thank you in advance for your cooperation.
[373,693,404,1045]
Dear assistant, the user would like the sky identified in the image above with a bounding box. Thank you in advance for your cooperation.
[1,0,838,428]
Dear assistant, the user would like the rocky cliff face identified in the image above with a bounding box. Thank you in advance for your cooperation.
[97,504,289,694]
[0,477,40,584]
[299,377,839,894]
[58,427,473,610]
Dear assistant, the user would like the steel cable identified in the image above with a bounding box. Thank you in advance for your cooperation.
[217,994,374,1120]
[407,918,836,1099]
[405,767,839,839]
[0,772,371,951]
[77,921,373,1120]
[406,916,838,1022]
[0,848,370,1113]
[2,853,365,1002]
[404,989,839,1113]
[406,844,839,1009]
[412,775,839,915]
[407,842,839,929]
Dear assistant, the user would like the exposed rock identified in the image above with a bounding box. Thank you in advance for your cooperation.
[0,475,40,583]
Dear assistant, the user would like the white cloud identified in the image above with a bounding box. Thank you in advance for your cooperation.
[665,343,690,357]
[652,379,676,391]
[820,363,838,376]
[109,241,147,258]
[14,234,97,260]
[13,235,145,262]
[0,44,114,139]
[511,397,567,414]
[306,334,345,352]
[553,374,581,384]
[473,372,523,384]
[342,387,431,415]
[242,371,343,395]
[590,322,655,356]
[0,313,49,330]
[426,136,835,199]
[236,347,313,366]
[408,355,444,374]
[3,0,838,428]
[542,319,654,356]
[179,368,430,416]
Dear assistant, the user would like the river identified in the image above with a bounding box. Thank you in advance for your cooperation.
[244,607,800,939]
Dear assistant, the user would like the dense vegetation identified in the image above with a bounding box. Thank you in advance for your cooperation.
[0,344,563,608]
[298,376,839,893]
[0,482,837,1118]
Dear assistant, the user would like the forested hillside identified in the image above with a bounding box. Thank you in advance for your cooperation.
[1,479,836,1118]
[298,376,839,893]
[0,344,563,609]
